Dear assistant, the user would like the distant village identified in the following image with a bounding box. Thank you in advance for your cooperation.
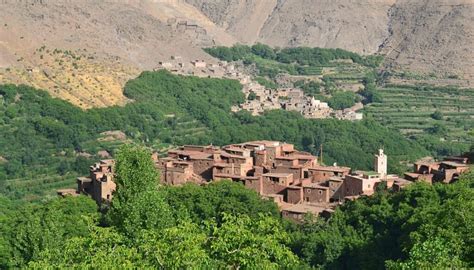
[64,141,471,221]
[154,57,364,121]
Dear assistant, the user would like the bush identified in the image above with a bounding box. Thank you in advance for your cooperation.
[328,91,359,110]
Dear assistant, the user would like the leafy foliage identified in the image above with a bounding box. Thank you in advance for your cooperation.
[328,91,359,110]
[0,146,472,268]
[0,71,428,199]
[107,145,174,238]
[294,171,474,269]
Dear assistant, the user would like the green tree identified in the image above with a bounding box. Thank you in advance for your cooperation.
[0,196,98,268]
[328,91,359,110]
[209,213,299,269]
[137,221,213,268]
[431,110,443,120]
[386,236,465,269]
[107,145,174,238]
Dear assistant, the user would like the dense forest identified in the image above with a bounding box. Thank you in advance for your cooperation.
[1,146,472,268]
[0,70,432,200]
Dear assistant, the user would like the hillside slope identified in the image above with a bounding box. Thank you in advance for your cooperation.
[380,0,474,81]
[0,0,472,108]
[0,0,218,108]
[187,0,473,84]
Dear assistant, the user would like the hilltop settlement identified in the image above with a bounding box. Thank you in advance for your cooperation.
[68,141,470,221]
[155,57,363,121]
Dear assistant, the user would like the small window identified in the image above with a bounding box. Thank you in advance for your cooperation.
[306,189,311,193]
[368,184,371,188]
[318,190,323,195]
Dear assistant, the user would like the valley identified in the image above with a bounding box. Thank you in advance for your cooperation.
[0,1,472,269]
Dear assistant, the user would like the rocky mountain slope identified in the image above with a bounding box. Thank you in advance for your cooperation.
[0,0,472,108]
[0,0,220,108]
[187,0,473,85]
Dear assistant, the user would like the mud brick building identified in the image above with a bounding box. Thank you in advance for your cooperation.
[77,159,116,205]
[75,141,470,220]
[404,156,470,184]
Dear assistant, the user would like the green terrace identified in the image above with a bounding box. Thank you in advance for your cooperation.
[364,85,474,146]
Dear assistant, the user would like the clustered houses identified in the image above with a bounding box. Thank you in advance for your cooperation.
[73,142,473,221]
[238,87,333,119]
[404,156,470,184]
[155,56,363,121]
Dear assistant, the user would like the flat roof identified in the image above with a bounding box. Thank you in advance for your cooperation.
[309,166,351,172]
[170,150,213,160]
[441,161,468,167]
[414,161,439,166]
[220,152,248,159]
[213,173,246,180]
[394,178,413,184]
[280,203,326,214]
[223,146,248,152]
[77,176,92,182]
[404,172,422,178]
[303,183,329,189]
[244,140,281,147]
[275,156,299,160]
[263,173,293,178]
[291,154,316,160]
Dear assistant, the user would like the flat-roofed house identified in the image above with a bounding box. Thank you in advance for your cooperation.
[77,159,116,205]
[344,172,381,197]
[307,166,351,183]
[302,183,330,203]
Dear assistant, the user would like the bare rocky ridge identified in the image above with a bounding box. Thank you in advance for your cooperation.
[0,0,472,109]
[380,0,474,81]
[0,0,220,107]
[187,0,473,85]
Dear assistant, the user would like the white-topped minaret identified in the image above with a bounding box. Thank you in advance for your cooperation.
[374,149,387,178]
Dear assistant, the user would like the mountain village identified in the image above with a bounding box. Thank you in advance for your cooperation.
[67,141,470,221]
[155,57,363,121]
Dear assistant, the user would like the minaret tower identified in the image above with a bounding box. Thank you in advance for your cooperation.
[374,149,387,178]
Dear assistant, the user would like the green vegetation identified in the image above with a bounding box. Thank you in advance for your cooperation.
[294,80,321,96]
[1,146,472,268]
[207,44,382,70]
[205,44,382,79]
[294,169,474,269]
[328,91,360,110]
[0,71,429,200]
[205,44,381,111]
[255,76,278,89]
[364,84,474,156]
[1,146,297,269]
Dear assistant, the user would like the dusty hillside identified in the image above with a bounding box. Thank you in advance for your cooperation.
[380,0,474,81]
[186,0,396,54]
[187,0,473,85]
[0,0,472,108]
[0,0,220,108]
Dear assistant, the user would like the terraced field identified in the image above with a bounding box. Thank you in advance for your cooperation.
[364,85,474,146]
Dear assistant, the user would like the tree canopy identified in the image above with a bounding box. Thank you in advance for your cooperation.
[0,146,472,268]
[0,71,430,199]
